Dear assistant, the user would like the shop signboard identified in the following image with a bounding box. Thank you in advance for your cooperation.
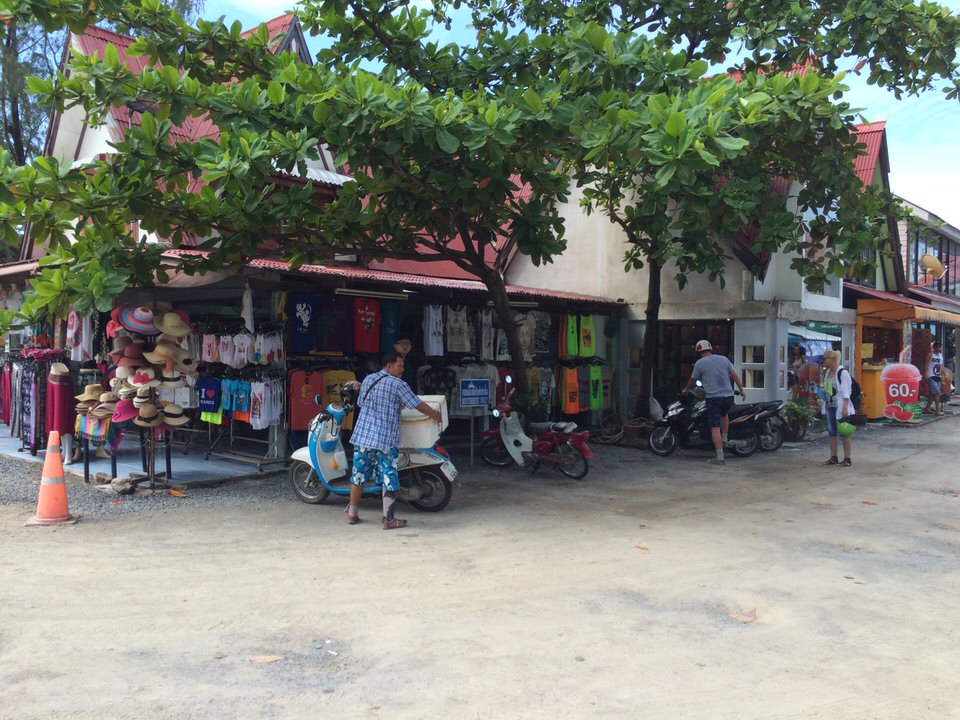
[460,379,490,407]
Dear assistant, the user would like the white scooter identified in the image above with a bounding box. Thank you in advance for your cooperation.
[287,382,457,512]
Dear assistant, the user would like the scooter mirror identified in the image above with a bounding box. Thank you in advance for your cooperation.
[695,380,703,387]
[505,375,513,384]
[314,393,323,406]
[492,408,501,418]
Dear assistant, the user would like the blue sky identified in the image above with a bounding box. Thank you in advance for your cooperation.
[203,0,960,228]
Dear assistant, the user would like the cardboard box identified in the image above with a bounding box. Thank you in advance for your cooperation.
[399,395,448,448]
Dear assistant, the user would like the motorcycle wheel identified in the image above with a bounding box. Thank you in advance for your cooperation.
[759,420,785,451]
[729,426,761,457]
[408,469,453,512]
[287,460,331,504]
[647,425,678,456]
[553,444,589,479]
[479,437,513,467]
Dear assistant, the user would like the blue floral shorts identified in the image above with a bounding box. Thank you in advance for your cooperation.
[350,446,400,492]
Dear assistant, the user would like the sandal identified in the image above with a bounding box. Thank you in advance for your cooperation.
[346,513,361,525]
[823,457,839,465]
[382,518,408,530]
[839,459,852,467]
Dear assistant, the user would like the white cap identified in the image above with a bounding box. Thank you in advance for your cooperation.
[694,339,712,353]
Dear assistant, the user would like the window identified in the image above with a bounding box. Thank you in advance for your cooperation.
[741,344,766,389]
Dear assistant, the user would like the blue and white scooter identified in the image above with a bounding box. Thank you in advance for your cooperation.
[288,382,457,512]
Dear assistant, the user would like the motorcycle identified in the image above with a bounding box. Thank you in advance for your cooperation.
[479,378,593,479]
[287,382,457,512]
[754,400,786,451]
[647,385,764,458]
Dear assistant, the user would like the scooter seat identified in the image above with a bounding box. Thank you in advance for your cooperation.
[529,421,578,434]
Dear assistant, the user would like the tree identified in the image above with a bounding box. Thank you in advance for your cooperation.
[1,0,576,393]
[492,0,960,416]
[1,0,959,405]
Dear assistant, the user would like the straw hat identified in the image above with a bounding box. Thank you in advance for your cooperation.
[115,365,134,380]
[133,386,153,407]
[133,403,164,427]
[153,312,193,338]
[75,383,105,402]
[143,343,186,365]
[90,391,119,418]
[112,398,139,423]
[116,343,149,368]
[117,384,137,400]
[128,367,160,388]
[108,335,133,363]
[50,362,70,377]
[160,403,190,426]
[118,306,161,336]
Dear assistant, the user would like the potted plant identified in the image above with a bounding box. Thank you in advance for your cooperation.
[781,399,817,441]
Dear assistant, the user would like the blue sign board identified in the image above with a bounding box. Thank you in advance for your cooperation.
[460,379,491,407]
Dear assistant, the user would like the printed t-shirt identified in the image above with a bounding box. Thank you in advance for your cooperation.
[577,365,591,412]
[380,300,402,351]
[287,293,318,354]
[562,368,579,414]
[288,370,324,431]
[197,377,222,413]
[579,315,596,358]
[589,365,603,411]
[353,298,381,354]
[564,315,579,358]
[422,305,445,357]
[446,306,472,353]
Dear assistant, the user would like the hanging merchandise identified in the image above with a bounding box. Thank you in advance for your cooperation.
[495,326,511,362]
[321,368,358,430]
[353,297,381,354]
[288,369,324,431]
[561,367,579,414]
[449,362,500,418]
[515,313,536,360]
[579,315,596,358]
[287,292,319,354]
[422,304,445,357]
[530,311,554,361]
[446,305,472,353]
[313,295,352,354]
[562,315,580,359]
[589,364,603,411]
[380,299,402,350]
[117,306,161,336]
[241,283,255,333]
[577,365,591,412]
[479,309,495,361]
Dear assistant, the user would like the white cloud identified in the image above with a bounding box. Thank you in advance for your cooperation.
[891,173,960,229]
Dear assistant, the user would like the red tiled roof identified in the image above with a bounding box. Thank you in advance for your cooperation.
[370,175,532,279]
[241,13,295,48]
[853,121,886,188]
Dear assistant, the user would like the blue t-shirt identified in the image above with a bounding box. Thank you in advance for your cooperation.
[287,293,318,354]
[197,377,221,412]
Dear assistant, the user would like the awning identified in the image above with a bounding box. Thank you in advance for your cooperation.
[849,285,960,326]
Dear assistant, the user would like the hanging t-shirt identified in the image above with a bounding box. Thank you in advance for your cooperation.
[564,315,580,358]
[579,315,596,358]
[515,313,536,360]
[446,306,472,353]
[479,310,495,361]
[562,368,579,414]
[287,293,318,354]
[233,333,254,367]
[419,365,457,409]
[577,366,591,412]
[530,311,553,360]
[288,369,324,431]
[315,296,354,353]
[197,377,222,413]
[422,305,445,357]
[589,365,603,411]
[353,298,381,354]
[202,334,218,363]
[380,300,402,350]
[601,365,612,410]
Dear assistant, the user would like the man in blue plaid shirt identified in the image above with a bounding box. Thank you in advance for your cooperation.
[348,350,442,529]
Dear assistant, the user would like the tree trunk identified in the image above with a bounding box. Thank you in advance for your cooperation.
[480,268,530,396]
[634,258,662,419]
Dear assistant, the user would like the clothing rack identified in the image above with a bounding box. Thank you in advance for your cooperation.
[204,417,286,472]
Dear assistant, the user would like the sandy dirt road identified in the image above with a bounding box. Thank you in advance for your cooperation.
[2,418,959,719]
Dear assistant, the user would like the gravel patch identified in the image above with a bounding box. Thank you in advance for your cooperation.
[0,452,289,520]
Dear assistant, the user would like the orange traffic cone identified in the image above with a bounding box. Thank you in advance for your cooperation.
[25,431,78,526]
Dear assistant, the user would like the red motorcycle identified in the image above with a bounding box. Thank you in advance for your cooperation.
[479,382,592,479]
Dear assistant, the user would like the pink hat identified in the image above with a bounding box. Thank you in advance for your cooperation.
[112,398,139,423]
[118,306,160,336]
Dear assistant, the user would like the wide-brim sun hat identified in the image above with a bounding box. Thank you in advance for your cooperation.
[129,367,160,388]
[118,306,160,336]
[153,312,193,338]
[161,403,191,426]
[116,343,149,367]
[112,399,139,423]
[133,403,164,427]
[75,383,105,402]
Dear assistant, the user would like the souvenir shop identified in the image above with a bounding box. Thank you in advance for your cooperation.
[0,267,622,480]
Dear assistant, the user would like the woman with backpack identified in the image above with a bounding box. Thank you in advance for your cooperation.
[820,350,854,467]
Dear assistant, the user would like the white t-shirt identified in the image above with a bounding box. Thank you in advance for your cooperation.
[927,352,943,380]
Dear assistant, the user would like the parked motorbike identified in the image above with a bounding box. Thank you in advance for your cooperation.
[754,400,786,451]
[479,378,593,479]
[647,386,764,457]
[288,382,457,512]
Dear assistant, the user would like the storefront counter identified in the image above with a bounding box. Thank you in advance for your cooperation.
[860,365,885,420]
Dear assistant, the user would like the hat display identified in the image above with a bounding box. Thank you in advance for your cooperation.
[75,383,105,402]
[133,386,153,407]
[153,312,193,338]
[90,392,119,419]
[133,403,164,427]
[108,335,134,363]
[117,306,160,336]
[117,385,137,400]
[50,362,70,377]
[143,343,186,365]
[161,403,190,426]
[112,398,140,423]
[116,343,149,368]
[75,402,94,416]
[115,365,134,380]
[129,367,160,388]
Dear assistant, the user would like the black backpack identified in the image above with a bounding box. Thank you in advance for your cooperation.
[838,367,863,412]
